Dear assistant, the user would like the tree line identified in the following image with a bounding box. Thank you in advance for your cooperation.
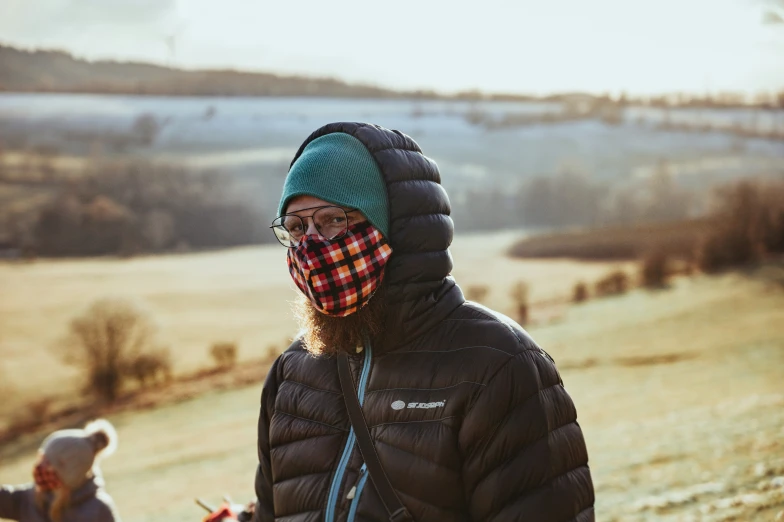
[450,161,694,233]
[5,161,273,257]
[3,44,783,108]
[2,150,781,261]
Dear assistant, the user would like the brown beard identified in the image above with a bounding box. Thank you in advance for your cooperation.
[293,282,387,356]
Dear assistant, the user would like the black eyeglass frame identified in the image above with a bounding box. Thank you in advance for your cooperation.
[269,205,361,248]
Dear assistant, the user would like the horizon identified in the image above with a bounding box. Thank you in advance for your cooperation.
[2,40,782,101]
[1,0,783,97]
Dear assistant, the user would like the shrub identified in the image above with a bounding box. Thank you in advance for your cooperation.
[124,350,172,387]
[509,281,530,325]
[594,270,630,297]
[131,113,161,146]
[465,285,490,304]
[641,251,671,288]
[699,232,761,273]
[210,342,238,369]
[698,183,764,272]
[698,180,784,273]
[59,297,169,402]
[573,282,589,303]
[507,220,709,261]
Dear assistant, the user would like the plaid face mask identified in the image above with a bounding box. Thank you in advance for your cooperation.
[287,221,392,316]
[33,457,62,491]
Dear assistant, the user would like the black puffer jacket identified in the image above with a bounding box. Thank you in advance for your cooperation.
[254,123,594,522]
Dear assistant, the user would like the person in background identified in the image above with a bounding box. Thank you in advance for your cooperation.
[0,419,121,522]
[248,122,595,521]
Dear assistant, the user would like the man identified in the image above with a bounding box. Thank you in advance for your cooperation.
[253,123,594,522]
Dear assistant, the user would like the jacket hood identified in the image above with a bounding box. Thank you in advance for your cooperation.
[288,122,465,348]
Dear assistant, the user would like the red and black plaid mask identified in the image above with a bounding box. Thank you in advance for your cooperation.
[287,221,392,316]
[33,456,62,491]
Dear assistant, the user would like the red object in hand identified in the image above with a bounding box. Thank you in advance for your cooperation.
[202,502,237,522]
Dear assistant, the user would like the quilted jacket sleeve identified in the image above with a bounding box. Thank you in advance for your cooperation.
[459,347,595,522]
[0,484,25,520]
[253,357,282,522]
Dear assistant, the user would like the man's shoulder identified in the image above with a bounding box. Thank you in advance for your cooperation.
[396,300,556,382]
[397,301,563,394]
[282,336,308,355]
[439,300,541,356]
[273,336,314,366]
[440,302,565,392]
[266,337,339,391]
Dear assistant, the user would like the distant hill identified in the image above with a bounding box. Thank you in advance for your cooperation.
[0,43,439,98]
[6,44,773,107]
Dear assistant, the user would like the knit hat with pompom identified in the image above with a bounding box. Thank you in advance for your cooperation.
[40,419,118,489]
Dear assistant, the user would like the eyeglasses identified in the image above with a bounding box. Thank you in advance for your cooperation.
[270,206,360,248]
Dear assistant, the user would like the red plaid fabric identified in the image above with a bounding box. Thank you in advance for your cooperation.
[287,221,392,317]
[33,457,62,491]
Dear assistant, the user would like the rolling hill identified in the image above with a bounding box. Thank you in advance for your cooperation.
[0,43,417,98]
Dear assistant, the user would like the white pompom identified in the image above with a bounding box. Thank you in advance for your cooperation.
[84,418,118,459]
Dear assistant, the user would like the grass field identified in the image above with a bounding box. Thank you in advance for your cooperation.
[1,235,783,521]
[0,231,632,430]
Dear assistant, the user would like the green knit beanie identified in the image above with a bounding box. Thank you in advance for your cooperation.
[278,133,389,237]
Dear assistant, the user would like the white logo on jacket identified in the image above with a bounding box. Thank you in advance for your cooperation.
[390,400,446,410]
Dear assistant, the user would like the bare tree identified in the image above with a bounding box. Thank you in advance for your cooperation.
[60,297,171,402]
[210,342,238,370]
[640,251,672,288]
[572,282,589,303]
[594,270,630,297]
[698,180,784,272]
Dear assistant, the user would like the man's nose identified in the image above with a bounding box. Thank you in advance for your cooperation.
[304,218,320,236]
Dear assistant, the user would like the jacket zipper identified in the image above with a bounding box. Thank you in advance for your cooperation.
[325,343,372,522]
[346,464,369,521]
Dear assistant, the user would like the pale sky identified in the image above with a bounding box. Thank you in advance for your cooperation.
[1,0,783,95]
